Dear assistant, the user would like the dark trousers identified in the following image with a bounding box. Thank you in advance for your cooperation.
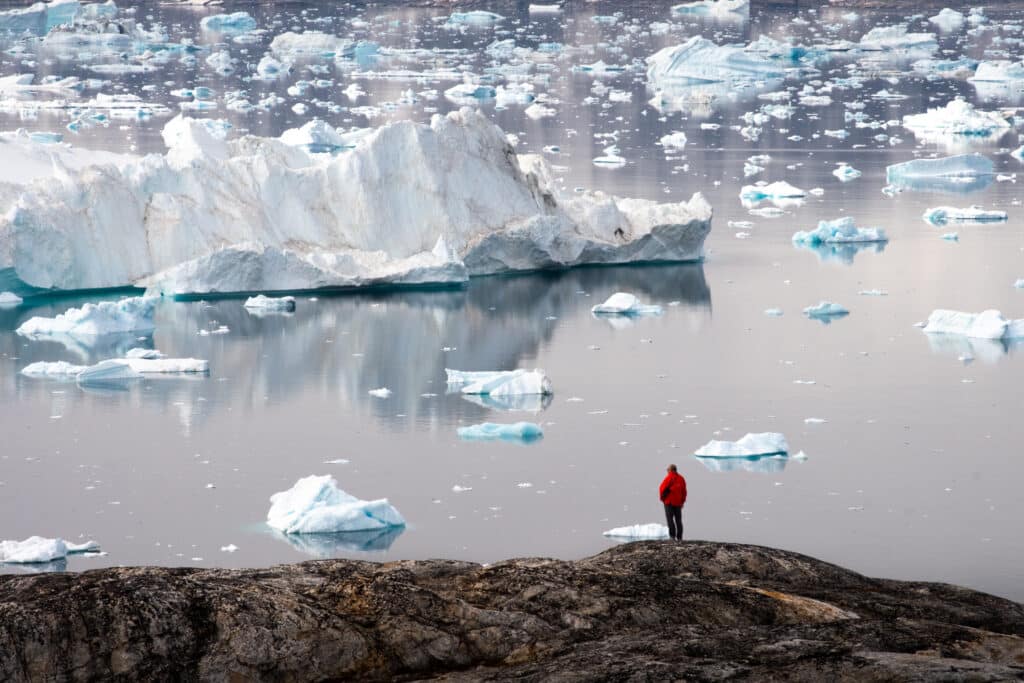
[664,504,683,540]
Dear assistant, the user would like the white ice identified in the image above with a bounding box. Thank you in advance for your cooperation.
[922,206,1008,225]
[886,154,993,185]
[0,536,99,564]
[902,99,1009,143]
[266,474,405,534]
[591,292,663,316]
[694,432,789,457]
[446,368,552,397]
[0,291,22,306]
[792,217,887,245]
[922,309,1024,340]
[244,295,296,311]
[602,523,670,539]
[804,301,850,319]
[16,297,156,338]
[929,8,965,32]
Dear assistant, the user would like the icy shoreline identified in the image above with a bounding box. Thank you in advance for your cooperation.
[0,109,712,298]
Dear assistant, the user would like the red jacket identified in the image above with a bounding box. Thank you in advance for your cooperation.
[659,472,687,507]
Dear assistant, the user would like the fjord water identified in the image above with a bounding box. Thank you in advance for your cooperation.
[1,0,1023,600]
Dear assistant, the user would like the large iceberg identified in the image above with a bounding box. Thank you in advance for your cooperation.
[694,432,789,457]
[646,37,793,90]
[199,12,256,34]
[16,297,156,339]
[672,0,748,16]
[902,99,1010,144]
[22,356,208,378]
[0,110,712,296]
[968,61,1024,83]
[446,369,552,397]
[885,154,994,194]
[602,524,670,540]
[0,0,79,35]
[591,292,663,316]
[922,310,1024,340]
[457,422,544,443]
[0,536,99,564]
[792,217,887,246]
[266,475,405,535]
[856,25,937,54]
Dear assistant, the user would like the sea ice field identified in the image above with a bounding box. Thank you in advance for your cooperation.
[0,0,1023,601]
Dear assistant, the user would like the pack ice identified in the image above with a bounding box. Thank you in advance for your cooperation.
[0,536,99,563]
[922,310,1024,340]
[457,422,544,443]
[591,292,663,316]
[267,475,405,534]
[694,432,789,457]
[602,524,670,540]
[0,109,712,296]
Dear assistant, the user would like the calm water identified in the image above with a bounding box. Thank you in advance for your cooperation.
[1,0,1023,600]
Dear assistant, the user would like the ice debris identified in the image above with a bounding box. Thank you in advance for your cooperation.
[694,432,788,457]
[602,524,669,540]
[446,369,552,396]
[16,297,156,339]
[457,422,544,443]
[0,110,711,296]
[804,302,850,319]
[922,206,1008,225]
[792,217,887,246]
[0,537,99,564]
[266,475,405,534]
[922,310,1024,340]
[591,292,663,316]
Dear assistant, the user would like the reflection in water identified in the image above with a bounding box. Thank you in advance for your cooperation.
[924,333,1021,364]
[7,264,711,435]
[695,454,791,474]
[794,241,887,266]
[888,175,994,196]
[272,526,405,557]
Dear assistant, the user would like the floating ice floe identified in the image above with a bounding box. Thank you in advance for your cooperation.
[902,99,1010,145]
[922,206,1008,225]
[695,454,793,474]
[446,369,552,397]
[75,359,142,384]
[0,536,99,564]
[832,164,861,182]
[602,523,669,540]
[0,0,79,36]
[0,110,711,296]
[269,31,351,58]
[368,387,391,398]
[457,422,544,443]
[694,432,788,457]
[922,309,1024,340]
[929,8,965,32]
[912,58,978,79]
[660,132,687,150]
[16,297,156,339]
[244,295,296,311]
[446,11,504,27]
[885,154,994,194]
[199,12,256,34]
[591,292,663,316]
[740,181,806,208]
[856,25,937,55]
[792,217,887,246]
[528,4,562,13]
[0,291,22,306]
[646,36,794,91]
[266,475,405,534]
[22,355,208,378]
[804,301,849,320]
[968,60,1024,83]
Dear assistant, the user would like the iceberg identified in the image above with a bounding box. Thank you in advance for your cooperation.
[922,206,1008,225]
[695,454,790,474]
[0,110,712,296]
[0,0,79,36]
[269,32,351,58]
[832,164,861,182]
[740,181,805,208]
[857,25,937,54]
[0,536,99,564]
[244,295,296,311]
[266,475,405,534]
[199,12,256,34]
[646,37,792,89]
[278,120,369,154]
[885,154,994,194]
[23,353,207,378]
[457,422,544,443]
[446,11,504,27]
[922,309,1024,340]
[16,297,156,339]
[912,58,978,79]
[929,8,965,32]
[803,301,849,319]
[672,0,748,15]
[591,292,663,316]
[602,524,669,540]
[695,432,788,457]
[660,132,688,150]
[0,291,22,306]
[792,217,887,245]
[75,359,142,384]
[968,61,1024,83]
[20,360,88,377]
[446,368,551,397]
[902,99,1010,144]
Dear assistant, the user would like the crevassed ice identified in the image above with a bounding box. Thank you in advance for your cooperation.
[0,109,711,297]
[266,475,405,534]
[694,432,789,457]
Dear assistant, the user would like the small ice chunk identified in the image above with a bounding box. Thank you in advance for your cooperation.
[0,537,99,564]
[368,387,392,398]
[929,8,965,32]
[244,295,296,311]
[602,523,670,539]
[446,11,504,26]
[457,422,544,443]
[266,475,405,534]
[792,217,887,245]
[0,291,22,307]
[803,301,849,319]
[740,181,806,202]
[660,132,688,150]
[832,164,862,182]
[220,544,239,553]
[591,292,663,316]
[200,12,256,34]
[446,369,552,396]
[764,308,783,317]
[16,297,156,339]
[922,309,1024,340]
[922,206,1008,225]
[695,432,788,457]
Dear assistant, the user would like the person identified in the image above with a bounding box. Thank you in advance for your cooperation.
[659,464,687,541]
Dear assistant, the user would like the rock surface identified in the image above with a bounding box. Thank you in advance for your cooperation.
[1,541,1022,681]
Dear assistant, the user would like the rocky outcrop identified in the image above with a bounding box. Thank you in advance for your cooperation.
[1,541,1022,681]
